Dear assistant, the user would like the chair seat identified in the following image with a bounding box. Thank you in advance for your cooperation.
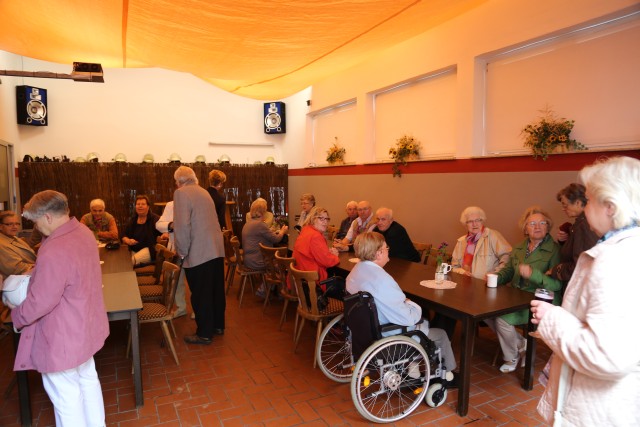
[137,275,158,286]
[134,265,155,276]
[297,297,344,319]
[139,285,163,299]
[138,302,171,321]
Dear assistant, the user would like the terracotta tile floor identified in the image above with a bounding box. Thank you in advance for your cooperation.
[1,275,553,426]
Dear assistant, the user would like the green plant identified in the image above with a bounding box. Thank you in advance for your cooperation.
[436,241,448,265]
[521,106,586,160]
[326,137,346,164]
[389,134,421,177]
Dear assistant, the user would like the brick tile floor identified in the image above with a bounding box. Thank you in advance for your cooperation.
[1,275,552,426]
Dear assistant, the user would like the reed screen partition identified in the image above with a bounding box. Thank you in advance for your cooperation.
[17,162,288,240]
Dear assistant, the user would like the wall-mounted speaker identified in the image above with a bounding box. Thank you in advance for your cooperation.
[263,102,285,134]
[16,85,48,126]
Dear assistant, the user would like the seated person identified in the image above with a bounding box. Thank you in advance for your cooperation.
[372,207,420,262]
[0,210,37,277]
[336,200,358,240]
[80,198,119,241]
[293,206,339,284]
[122,195,161,265]
[334,200,377,251]
[346,232,457,384]
[244,197,274,228]
[451,206,511,277]
[296,193,316,231]
[241,198,288,270]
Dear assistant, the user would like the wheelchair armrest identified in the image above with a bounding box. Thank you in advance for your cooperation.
[379,323,409,334]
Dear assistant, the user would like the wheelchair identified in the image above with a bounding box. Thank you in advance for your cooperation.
[317,291,451,423]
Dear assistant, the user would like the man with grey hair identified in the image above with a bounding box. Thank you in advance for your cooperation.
[336,200,358,240]
[372,207,421,262]
[334,200,377,251]
[173,166,226,344]
[80,198,119,241]
[9,190,109,426]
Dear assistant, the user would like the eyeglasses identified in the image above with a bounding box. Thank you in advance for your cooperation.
[526,221,548,227]
[317,216,330,222]
[465,219,483,225]
[1,222,20,226]
[357,208,369,212]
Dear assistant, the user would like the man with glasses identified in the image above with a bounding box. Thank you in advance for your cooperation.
[371,207,421,262]
[0,210,36,278]
[334,200,377,251]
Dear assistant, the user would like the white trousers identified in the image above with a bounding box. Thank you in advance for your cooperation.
[41,357,106,427]
[484,317,525,361]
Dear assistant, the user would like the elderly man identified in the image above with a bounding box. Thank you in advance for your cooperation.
[10,190,109,426]
[80,198,119,241]
[334,200,377,251]
[372,207,421,262]
[0,210,36,277]
[173,166,226,344]
[336,200,358,240]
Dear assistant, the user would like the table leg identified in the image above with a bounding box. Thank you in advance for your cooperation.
[130,312,143,406]
[457,317,474,416]
[523,320,537,390]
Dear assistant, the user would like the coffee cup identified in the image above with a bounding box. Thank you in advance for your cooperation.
[486,273,498,288]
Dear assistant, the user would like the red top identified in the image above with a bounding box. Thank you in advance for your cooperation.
[293,225,339,284]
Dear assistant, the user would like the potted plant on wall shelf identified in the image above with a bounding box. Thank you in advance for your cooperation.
[326,137,346,165]
[389,134,421,177]
[522,106,587,160]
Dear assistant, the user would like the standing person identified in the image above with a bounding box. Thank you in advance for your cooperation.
[122,195,161,266]
[9,190,109,426]
[336,200,358,240]
[155,201,188,318]
[80,198,119,241]
[532,157,640,426]
[207,169,228,230]
[372,207,421,262]
[550,183,599,294]
[173,166,226,344]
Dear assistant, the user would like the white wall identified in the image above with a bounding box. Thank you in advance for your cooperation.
[0,51,310,166]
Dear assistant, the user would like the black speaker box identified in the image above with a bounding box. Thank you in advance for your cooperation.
[16,85,48,126]
[263,102,285,134]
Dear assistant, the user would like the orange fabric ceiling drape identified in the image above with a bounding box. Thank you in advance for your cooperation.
[0,0,485,99]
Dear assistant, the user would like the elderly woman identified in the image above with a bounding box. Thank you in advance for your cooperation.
[549,183,599,291]
[0,210,36,277]
[293,206,339,284]
[207,169,228,230]
[451,206,512,278]
[296,193,316,230]
[122,195,161,265]
[80,198,119,241]
[532,157,640,425]
[9,190,109,426]
[244,197,274,228]
[241,198,288,270]
[486,206,562,373]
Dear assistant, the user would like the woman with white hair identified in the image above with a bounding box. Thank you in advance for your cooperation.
[241,198,288,270]
[450,206,512,278]
[532,156,640,426]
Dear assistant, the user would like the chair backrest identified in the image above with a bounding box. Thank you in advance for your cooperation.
[149,243,170,281]
[230,236,244,267]
[160,261,180,311]
[412,242,433,265]
[259,243,287,280]
[274,252,295,294]
[156,235,169,248]
[326,224,338,242]
[222,229,234,259]
[343,292,383,360]
[289,262,321,315]
[426,246,452,267]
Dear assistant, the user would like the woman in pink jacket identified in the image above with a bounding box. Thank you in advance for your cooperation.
[9,190,109,427]
[531,157,640,426]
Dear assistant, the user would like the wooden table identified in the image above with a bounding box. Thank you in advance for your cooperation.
[11,246,143,426]
[336,252,536,417]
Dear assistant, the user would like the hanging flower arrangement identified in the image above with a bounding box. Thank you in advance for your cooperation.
[389,135,421,177]
[326,137,346,165]
[521,106,587,160]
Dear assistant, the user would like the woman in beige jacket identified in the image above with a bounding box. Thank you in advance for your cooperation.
[531,156,640,426]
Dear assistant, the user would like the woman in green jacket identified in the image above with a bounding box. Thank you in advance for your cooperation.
[485,206,562,373]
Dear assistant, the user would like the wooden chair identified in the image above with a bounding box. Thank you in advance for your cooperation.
[412,242,433,265]
[326,224,339,242]
[230,236,266,307]
[138,245,176,302]
[134,239,168,275]
[258,243,287,312]
[289,263,343,367]
[222,230,237,293]
[426,247,452,267]
[274,253,298,333]
[128,261,181,365]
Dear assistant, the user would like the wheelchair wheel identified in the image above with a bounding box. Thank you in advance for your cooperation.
[425,382,447,408]
[351,336,430,423]
[316,314,354,383]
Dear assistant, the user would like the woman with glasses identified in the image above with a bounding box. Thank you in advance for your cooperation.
[450,206,512,278]
[292,206,339,285]
[0,210,36,277]
[485,206,562,373]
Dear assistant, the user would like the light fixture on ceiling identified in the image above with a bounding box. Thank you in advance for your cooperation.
[0,62,104,83]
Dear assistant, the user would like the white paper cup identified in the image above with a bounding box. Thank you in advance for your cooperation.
[486,273,498,288]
